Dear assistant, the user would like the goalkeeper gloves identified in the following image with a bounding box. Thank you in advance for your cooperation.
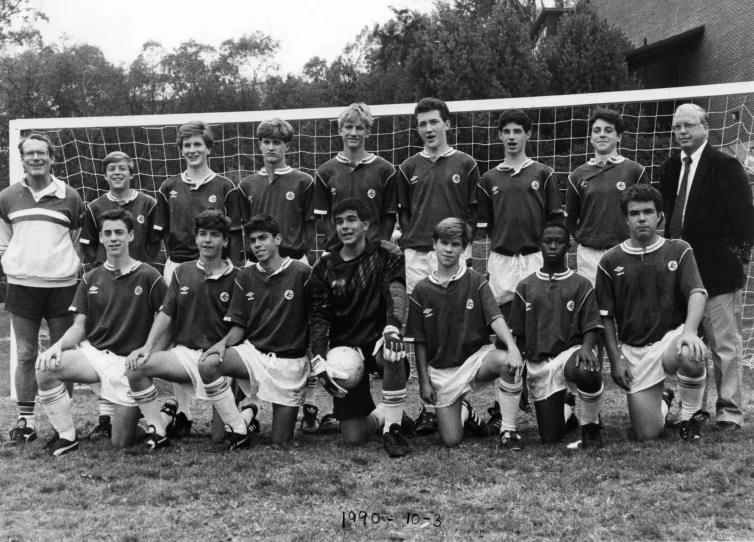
[372,325,406,363]
[310,355,348,398]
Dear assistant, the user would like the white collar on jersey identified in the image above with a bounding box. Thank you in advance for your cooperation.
[535,268,574,281]
[258,166,293,176]
[104,260,142,276]
[255,256,292,276]
[106,190,139,203]
[420,147,456,159]
[428,262,467,286]
[336,153,377,165]
[21,174,67,200]
[620,236,665,255]
[587,155,625,166]
[196,258,234,279]
[181,170,216,190]
[496,158,534,175]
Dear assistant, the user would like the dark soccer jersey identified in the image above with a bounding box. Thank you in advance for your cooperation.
[315,154,398,250]
[81,191,159,265]
[477,159,563,256]
[155,172,243,263]
[160,259,238,350]
[238,167,315,260]
[397,149,479,251]
[507,269,602,363]
[596,238,707,346]
[405,268,501,369]
[225,258,309,357]
[307,239,405,358]
[566,157,649,249]
[70,262,166,356]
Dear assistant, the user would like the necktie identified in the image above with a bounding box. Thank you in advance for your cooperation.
[669,156,692,239]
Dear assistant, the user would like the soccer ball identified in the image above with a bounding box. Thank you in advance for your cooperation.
[326,346,365,390]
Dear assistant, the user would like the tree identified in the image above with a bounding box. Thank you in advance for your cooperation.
[215,33,280,110]
[0,0,47,49]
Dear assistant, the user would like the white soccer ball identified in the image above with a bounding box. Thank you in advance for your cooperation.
[326,346,365,390]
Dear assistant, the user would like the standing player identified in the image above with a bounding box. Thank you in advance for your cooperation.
[126,210,239,451]
[198,214,311,447]
[507,223,605,448]
[35,209,167,455]
[1,133,85,446]
[596,184,708,442]
[406,218,523,448]
[307,198,412,457]
[397,97,480,434]
[565,108,649,285]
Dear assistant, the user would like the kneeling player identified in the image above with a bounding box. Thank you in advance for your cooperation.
[36,209,167,455]
[126,210,239,451]
[596,184,708,442]
[406,218,523,448]
[507,223,605,448]
[199,214,311,447]
[307,198,412,457]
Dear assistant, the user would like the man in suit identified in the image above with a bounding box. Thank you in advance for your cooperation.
[660,103,754,431]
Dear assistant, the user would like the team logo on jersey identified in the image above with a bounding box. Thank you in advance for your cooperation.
[525,302,532,311]
[409,176,419,184]
[492,186,499,195]
[567,300,575,311]
[531,181,540,190]
[615,266,625,276]
[616,182,626,191]
[466,299,474,309]
[286,191,295,201]
[246,292,254,301]
[367,189,376,199]
[169,190,178,199]
[284,290,294,300]
[220,292,230,302]
[423,308,433,318]
[180,286,189,295]
[88,285,99,294]
[134,286,143,295]
[331,187,337,194]
[209,195,217,203]
[668,261,678,271]
[248,195,253,203]
[452,174,461,184]
[137,215,145,224]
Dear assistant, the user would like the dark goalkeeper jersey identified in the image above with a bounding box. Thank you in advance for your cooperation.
[307,239,405,359]
[596,237,707,346]
[507,269,602,363]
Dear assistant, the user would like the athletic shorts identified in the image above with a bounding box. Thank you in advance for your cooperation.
[526,345,581,402]
[405,247,471,295]
[5,283,77,320]
[169,345,209,400]
[232,341,309,407]
[576,245,609,287]
[79,341,136,407]
[163,259,179,287]
[487,251,543,306]
[428,344,495,408]
[620,325,684,395]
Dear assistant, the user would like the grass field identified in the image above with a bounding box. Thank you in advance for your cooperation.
[2,308,754,541]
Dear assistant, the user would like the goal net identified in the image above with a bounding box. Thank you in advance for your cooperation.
[8,81,754,397]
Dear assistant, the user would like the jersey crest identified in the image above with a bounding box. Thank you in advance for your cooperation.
[137,215,145,224]
[668,261,678,271]
[284,290,294,300]
[566,300,575,311]
[220,292,229,302]
[367,189,376,199]
[452,174,461,184]
[466,299,474,309]
[134,286,143,295]
[531,181,540,190]
[209,195,217,203]
[286,191,295,201]
[616,182,626,190]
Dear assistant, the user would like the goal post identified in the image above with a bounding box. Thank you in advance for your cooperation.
[7,81,754,398]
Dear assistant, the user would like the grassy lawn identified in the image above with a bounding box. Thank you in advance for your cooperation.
[1,307,754,541]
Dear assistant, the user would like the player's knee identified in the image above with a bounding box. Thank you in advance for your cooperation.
[678,350,705,378]
[440,433,463,448]
[16,344,38,365]
[198,356,221,383]
[571,368,602,393]
[633,424,662,442]
[499,367,519,385]
[35,366,56,387]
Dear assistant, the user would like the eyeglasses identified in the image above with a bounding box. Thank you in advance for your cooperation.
[672,122,701,132]
[23,150,49,158]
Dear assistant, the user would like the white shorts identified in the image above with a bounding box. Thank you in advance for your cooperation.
[163,258,179,286]
[170,345,209,400]
[405,247,471,294]
[428,344,495,408]
[487,251,543,306]
[576,245,608,286]
[526,345,581,402]
[620,325,684,395]
[232,341,309,407]
[79,341,136,407]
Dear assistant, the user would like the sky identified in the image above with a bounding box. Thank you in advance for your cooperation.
[31,0,436,74]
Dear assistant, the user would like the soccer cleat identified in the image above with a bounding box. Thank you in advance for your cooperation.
[581,423,603,449]
[87,415,112,442]
[129,428,171,454]
[299,404,320,434]
[462,399,489,437]
[48,436,80,457]
[318,413,340,434]
[564,391,579,434]
[485,401,503,437]
[500,430,525,451]
[679,409,708,443]
[43,431,60,452]
[211,429,252,452]
[5,418,37,447]
[414,406,438,436]
[401,411,416,438]
[383,423,411,458]
[167,412,192,439]
[241,404,261,433]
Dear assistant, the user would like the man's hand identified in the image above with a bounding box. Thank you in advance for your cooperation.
[677,332,707,362]
[126,346,152,370]
[200,341,226,364]
[373,325,406,363]
[311,355,348,399]
[611,354,633,391]
[575,345,600,372]
[36,343,63,371]
[505,347,524,376]
[419,378,437,406]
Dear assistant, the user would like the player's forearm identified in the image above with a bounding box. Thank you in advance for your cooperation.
[56,316,87,351]
[398,209,410,238]
[82,243,97,266]
[582,329,600,351]
[144,312,173,350]
[303,220,317,256]
[147,241,162,264]
[683,292,707,335]
[564,214,578,240]
[388,281,408,327]
[70,228,85,264]
[414,343,430,385]
[381,214,397,243]
[467,204,478,239]
[600,317,622,364]
[490,317,517,352]
[221,325,246,347]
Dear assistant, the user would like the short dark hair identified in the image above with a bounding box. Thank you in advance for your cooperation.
[433,217,472,249]
[415,97,450,122]
[177,121,214,151]
[244,213,280,237]
[194,209,231,238]
[100,208,134,232]
[332,197,371,223]
[540,221,570,241]
[497,109,532,133]
[620,184,663,216]
[103,151,135,174]
[19,133,54,158]
[257,118,294,144]
[589,108,624,135]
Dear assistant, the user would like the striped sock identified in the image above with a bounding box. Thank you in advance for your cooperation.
[578,384,603,426]
[173,382,193,420]
[369,403,385,434]
[461,401,471,426]
[383,388,406,435]
[205,378,247,434]
[98,397,115,419]
[678,372,706,421]
[497,377,523,432]
[18,401,35,430]
[39,385,75,441]
[130,385,168,436]
[303,376,318,404]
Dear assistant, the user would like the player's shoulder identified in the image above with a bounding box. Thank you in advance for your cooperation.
[376,239,404,260]
[288,258,313,276]
[210,173,236,189]
[449,148,477,166]
[316,157,341,176]
[399,152,422,170]
[599,243,624,267]
[664,238,693,255]
[160,174,183,190]
[527,159,554,177]
[134,262,164,282]
[134,190,157,205]
[82,265,103,284]
[288,168,315,185]
[87,193,111,212]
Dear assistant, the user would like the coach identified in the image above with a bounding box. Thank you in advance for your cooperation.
[660,103,754,431]
[0,133,84,445]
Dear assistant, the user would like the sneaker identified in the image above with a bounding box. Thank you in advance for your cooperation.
[679,410,708,443]
[485,402,502,437]
[168,412,192,439]
[462,399,489,437]
[211,429,251,452]
[500,430,524,451]
[87,415,112,442]
[48,436,80,457]
[300,404,320,434]
[401,411,416,438]
[414,406,438,436]
[44,431,60,452]
[564,392,579,434]
[318,413,340,435]
[5,418,37,447]
[581,423,603,449]
[128,428,171,454]
[241,404,261,433]
[383,423,410,458]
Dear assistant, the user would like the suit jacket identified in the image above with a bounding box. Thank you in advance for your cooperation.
[659,143,754,297]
